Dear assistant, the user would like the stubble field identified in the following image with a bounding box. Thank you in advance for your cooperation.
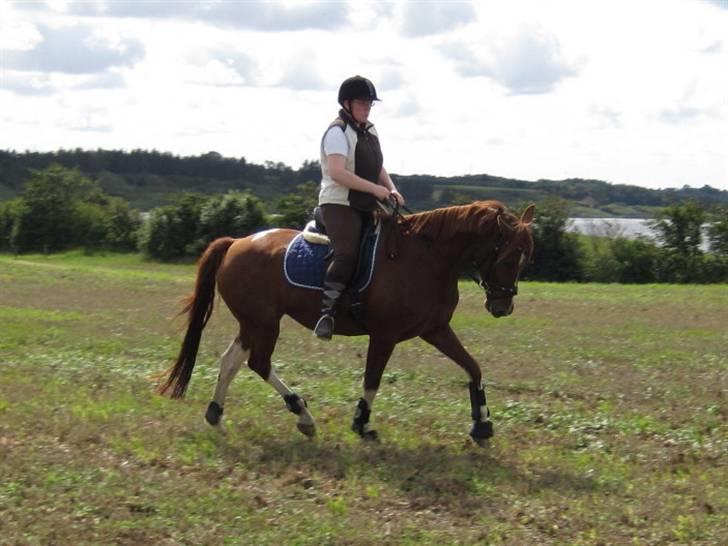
[0,252,726,545]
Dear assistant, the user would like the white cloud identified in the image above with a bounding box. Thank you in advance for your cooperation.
[1,0,726,191]
[701,40,723,54]
[198,52,258,87]
[277,53,327,90]
[391,95,421,118]
[4,24,144,74]
[378,69,404,92]
[401,1,476,37]
[74,71,126,90]
[0,19,42,50]
[60,0,351,31]
[658,106,714,124]
[589,105,622,128]
[441,28,581,94]
[0,72,55,96]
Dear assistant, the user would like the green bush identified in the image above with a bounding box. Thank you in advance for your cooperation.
[138,191,267,260]
[137,205,193,261]
[611,237,659,283]
[194,191,267,253]
[5,164,142,254]
[706,205,728,255]
[103,198,142,251]
[275,181,318,229]
[525,197,584,282]
[0,199,23,252]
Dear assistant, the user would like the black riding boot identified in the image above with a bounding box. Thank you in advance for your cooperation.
[314,281,345,340]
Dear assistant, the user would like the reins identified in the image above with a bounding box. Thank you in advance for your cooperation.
[469,242,520,299]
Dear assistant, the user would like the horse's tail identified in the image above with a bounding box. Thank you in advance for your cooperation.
[157,237,235,399]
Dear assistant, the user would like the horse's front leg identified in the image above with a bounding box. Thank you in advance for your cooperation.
[420,325,493,446]
[352,335,396,441]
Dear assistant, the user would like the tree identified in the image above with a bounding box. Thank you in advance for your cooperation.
[10,164,98,252]
[649,201,706,283]
[611,237,659,283]
[195,191,267,252]
[138,191,267,260]
[649,201,705,257]
[138,193,205,260]
[525,197,584,281]
[275,182,318,229]
[706,205,728,255]
[0,199,23,251]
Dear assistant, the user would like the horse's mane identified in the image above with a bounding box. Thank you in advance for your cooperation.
[400,200,508,241]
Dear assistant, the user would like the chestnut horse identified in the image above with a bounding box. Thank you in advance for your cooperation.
[158,200,535,445]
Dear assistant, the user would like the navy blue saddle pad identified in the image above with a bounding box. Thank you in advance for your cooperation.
[283,228,380,292]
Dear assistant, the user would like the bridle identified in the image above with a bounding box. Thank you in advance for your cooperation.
[470,238,528,300]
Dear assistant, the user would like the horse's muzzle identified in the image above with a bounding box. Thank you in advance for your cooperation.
[485,298,514,318]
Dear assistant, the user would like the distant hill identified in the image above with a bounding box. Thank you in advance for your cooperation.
[1,149,726,217]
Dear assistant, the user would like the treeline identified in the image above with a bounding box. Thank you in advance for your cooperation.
[526,197,728,284]
[1,149,726,214]
[1,165,726,283]
[0,165,317,260]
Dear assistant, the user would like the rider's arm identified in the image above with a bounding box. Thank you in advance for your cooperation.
[378,167,405,206]
[327,154,391,201]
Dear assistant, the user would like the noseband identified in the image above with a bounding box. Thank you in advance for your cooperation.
[470,242,524,300]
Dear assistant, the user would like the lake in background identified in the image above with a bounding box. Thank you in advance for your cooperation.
[568,218,655,240]
[568,218,714,251]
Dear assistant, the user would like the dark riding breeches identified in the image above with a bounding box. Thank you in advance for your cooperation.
[320,204,368,286]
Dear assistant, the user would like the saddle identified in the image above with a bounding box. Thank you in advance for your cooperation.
[283,209,381,294]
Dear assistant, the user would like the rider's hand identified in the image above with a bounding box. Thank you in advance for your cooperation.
[390,191,405,207]
[373,184,392,201]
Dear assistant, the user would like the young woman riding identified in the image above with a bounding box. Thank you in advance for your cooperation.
[314,75,405,340]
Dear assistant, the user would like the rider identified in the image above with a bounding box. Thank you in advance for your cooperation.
[314,75,405,340]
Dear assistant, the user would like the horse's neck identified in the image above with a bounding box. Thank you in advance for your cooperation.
[399,225,478,277]
[431,232,475,261]
[400,206,500,276]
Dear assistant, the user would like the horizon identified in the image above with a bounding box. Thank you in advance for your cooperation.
[1,1,727,191]
[2,146,727,194]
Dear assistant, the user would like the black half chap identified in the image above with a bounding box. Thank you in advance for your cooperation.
[320,204,367,286]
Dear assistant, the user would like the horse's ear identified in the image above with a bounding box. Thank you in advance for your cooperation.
[520,204,535,225]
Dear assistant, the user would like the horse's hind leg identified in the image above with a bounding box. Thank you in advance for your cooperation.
[246,323,317,438]
[205,337,249,428]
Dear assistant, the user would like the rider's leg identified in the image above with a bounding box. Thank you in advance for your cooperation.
[314,204,364,340]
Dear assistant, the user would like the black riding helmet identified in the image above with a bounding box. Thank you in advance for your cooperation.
[338,75,381,107]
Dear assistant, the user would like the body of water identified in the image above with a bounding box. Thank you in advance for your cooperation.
[568,218,713,251]
[568,218,655,240]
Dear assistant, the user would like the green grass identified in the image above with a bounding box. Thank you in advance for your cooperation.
[0,252,726,545]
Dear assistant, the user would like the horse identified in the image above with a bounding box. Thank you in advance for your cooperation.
[158,200,535,445]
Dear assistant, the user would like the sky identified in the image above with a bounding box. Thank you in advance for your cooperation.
[1,0,727,191]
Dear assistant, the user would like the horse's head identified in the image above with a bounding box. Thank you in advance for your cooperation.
[476,205,535,318]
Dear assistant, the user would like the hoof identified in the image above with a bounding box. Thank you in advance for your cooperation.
[205,401,223,426]
[361,429,379,442]
[470,420,494,445]
[297,422,317,438]
[471,436,491,448]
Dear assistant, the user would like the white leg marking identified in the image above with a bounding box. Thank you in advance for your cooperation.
[360,389,378,433]
[475,382,491,423]
[212,339,248,408]
[267,367,316,428]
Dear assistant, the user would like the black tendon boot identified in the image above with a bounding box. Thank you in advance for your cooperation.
[314,281,346,340]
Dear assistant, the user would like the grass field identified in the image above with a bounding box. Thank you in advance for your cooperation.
[0,252,726,545]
